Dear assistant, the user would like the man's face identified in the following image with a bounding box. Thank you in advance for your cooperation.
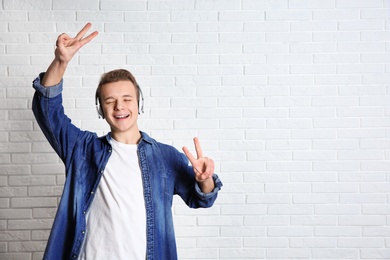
[100,80,139,137]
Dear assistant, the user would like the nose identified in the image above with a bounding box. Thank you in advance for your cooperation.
[114,100,123,111]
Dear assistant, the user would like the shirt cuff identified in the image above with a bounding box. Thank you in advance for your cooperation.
[195,174,222,200]
[32,72,63,98]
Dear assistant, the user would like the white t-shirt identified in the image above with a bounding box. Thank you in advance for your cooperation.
[79,138,146,260]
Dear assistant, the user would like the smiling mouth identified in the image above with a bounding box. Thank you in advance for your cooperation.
[114,114,130,119]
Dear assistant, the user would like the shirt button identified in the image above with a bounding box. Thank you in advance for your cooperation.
[82,230,85,234]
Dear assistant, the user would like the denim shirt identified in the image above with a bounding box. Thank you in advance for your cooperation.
[32,74,222,260]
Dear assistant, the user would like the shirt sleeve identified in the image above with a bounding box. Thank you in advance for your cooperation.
[32,72,63,98]
[194,174,223,200]
[32,73,88,165]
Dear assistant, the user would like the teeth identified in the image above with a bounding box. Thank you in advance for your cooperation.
[115,115,129,119]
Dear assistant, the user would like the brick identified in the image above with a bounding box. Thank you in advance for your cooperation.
[290,237,336,248]
[0,231,30,241]
[11,197,57,208]
[196,0,240,10]
[314,53,360,63]
[268,204,314,215]
[244,43,289,53]
[242,0,288,10]
[246,129,290,140]
[265,97,310,106]
[246,193,291,204]
[289,0,335,9]
[315,204,360,215]
[244,237,288,247]
[339,216,385,226]
[268,227,313,237]
[8,219,53,230]
[32,208,58,219]
[338,150,384,160]
[266,118,312,129]
[291,21,338,31]
[267,32,312,42]
[313,118,360,128]
[174,54,218,65]
[290,172,337,182]
[340,194,387,204]
[266,140,312,150]
[4,0,50,10]
[312,249,359,259]
[265,183,311,193]
[266,53,313,64]
[8,241,46,252]
[219,11,265,21]
[336,0,383,8]
[266,10,311,21]
[29,11,75,21]
[198,21,243,32]
[361,249,390,259]
[0,253,31,260]
[291,216,337,226]
[313,161,360,171]
[339,237,384,248]
[221,226,266,237]
[171,11,217,22]
[313,9,360,20]
[0,187,27,197]
[221,204,266,215]
[337,107,385,117]
[31,230,50,240]
[290,107,337,117]
[244,215,289,226]
[338,42,386,52]
[147,1,194,11]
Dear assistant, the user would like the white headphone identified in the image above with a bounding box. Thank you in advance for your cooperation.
[95,84,144,119]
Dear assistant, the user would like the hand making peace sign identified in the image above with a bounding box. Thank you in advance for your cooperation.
[54,23,98,64]
[183,137,215,194]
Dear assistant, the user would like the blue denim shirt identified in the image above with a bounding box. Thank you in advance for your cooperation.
[32,74,222,260]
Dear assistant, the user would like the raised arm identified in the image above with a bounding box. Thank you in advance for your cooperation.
[42,23,98,87]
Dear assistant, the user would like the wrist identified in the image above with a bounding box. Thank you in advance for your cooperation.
[197,176,215,194]
[41,59,68,87]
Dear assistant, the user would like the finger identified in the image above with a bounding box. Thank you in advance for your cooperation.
[182,146,196,164]
[56,33,69,47]
[193,137,203,159]
[79,30,98,46]
[75,23,92,40]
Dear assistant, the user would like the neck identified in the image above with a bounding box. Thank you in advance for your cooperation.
[111,130,142,144]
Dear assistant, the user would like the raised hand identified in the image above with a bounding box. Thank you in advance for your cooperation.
[42,23,98,87]
[54,23,98,64]
[182,137,215,193]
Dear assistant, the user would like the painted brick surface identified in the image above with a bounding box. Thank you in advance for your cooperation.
[0,0,389,259]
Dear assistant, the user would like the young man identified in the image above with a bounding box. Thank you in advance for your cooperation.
[32,23,222,260]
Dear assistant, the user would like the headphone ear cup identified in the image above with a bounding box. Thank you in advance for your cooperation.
[138,85,144,114]
[95,98,104,119]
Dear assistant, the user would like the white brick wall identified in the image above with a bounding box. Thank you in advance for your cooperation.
[0,0,389,259]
